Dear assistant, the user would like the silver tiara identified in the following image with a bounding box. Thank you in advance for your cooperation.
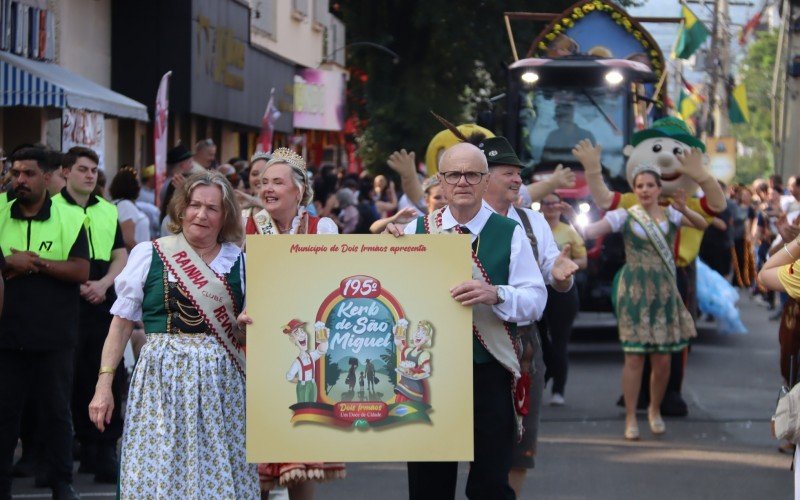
[631,164,661,179]
[266,147,306,173]
[250,152,272,164]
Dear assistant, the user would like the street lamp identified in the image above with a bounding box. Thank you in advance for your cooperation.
[320,42,400,66]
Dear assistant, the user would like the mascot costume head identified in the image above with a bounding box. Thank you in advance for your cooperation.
[424,123,494,176]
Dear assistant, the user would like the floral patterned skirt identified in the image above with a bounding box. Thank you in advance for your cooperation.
[613,263,697,354]
[119,334,259,499]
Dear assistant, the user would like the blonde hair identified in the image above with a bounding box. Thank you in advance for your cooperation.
[167,170,243,243]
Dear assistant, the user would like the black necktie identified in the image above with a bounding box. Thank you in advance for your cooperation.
[459,226,478,252]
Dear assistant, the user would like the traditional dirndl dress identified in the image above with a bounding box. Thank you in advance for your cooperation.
[607,207,697,353]
[110,241,259,499]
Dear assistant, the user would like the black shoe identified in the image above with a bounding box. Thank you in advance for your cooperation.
[11,452,35,478]
[51,482,80,500]
[34,474,52,488]
[660,391,689,417]
[77,443,96,474]
[93,443,118,484]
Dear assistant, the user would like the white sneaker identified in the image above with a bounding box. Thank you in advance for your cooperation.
[550,393,565,406]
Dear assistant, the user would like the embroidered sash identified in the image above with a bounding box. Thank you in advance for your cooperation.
[628,205,677,282]
[152,234,246,376]
[253,208,314,235]
[424,209,524,415]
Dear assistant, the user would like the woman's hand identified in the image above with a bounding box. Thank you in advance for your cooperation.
[88,385,114,433]
[384,222,405,237]
[671,189,688,212]
[391,207,418,226]
[559,202,578,221]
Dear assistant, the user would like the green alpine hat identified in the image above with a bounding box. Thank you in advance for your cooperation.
[631,116,706,152]
[477,136,526,168]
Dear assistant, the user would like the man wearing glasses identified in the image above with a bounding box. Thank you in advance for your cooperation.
[192,138,218,171]
[387,142,547,499]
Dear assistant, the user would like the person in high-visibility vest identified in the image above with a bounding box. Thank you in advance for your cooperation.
[53,146,128,484]
[0,145,89,500]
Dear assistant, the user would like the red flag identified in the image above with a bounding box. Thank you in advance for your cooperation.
[257,88,281,154]
[739,9,764,46]
[154,71,172,207]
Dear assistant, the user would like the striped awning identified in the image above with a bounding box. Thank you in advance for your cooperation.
[0,51,148,121]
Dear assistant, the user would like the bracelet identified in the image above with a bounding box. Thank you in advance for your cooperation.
[784,243,797,260]
[98,366,116,376]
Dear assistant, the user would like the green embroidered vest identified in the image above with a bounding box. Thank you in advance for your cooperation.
[141,248,244,334]
[416,212,517,363]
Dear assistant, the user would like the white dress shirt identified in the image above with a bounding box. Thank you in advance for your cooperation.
[490,205,563,289]
[404,202,548,322]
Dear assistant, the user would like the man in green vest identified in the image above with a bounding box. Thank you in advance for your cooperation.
[53,146,128,484]
[388,142,547,499]
[0,145,89,500]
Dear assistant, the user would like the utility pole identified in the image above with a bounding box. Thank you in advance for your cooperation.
[699,0,732,138]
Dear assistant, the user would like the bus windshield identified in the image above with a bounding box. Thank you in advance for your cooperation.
[518,86,627,179]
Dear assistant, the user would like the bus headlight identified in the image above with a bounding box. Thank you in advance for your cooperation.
[576,213,590,227]
[605,70,623,86]
[531,202,541,211]
[521,71,539,85]
[579,202,591,214]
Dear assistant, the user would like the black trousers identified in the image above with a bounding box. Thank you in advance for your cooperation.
[407,361,516,500]
[541,286,579,396]
[72,313,125,443]
[0,349,75,497]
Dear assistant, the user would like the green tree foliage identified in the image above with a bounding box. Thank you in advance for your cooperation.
[337,0,574,171]
[380,347,397,386]
[732,30,778,185]
[325,362,342,394]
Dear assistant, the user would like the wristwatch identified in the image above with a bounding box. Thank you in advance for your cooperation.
[495,286,506,305]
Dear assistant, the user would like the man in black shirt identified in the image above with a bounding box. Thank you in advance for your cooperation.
[0,146,89,500]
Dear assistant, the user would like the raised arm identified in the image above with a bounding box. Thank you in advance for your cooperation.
[387,150,424,212]
[675,148,726,213]
[572,139,615,210]
[526,164,576,202]
[671,190,709,230]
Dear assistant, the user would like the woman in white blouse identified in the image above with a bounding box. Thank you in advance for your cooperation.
[88,171,258,498]
[109,167,150,249]
[580,165,707,441]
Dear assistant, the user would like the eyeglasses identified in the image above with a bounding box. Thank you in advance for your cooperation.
[541,201,560,207]
[439,170,487,185]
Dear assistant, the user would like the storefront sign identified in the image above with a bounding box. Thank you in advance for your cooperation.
[190,0,293,131]
[246,235,474,462]
[293,68,346,131]
[62,108,104,169]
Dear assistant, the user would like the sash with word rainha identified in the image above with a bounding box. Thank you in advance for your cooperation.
[627,205,677,283]
[152,233,246,376]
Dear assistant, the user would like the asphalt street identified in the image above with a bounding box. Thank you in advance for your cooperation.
[10,289,791,499]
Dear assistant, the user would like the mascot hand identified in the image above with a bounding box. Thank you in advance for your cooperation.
[387,149,416,177]
[675,148,710,183]
[572,139,602,175]
[550,164,576,189]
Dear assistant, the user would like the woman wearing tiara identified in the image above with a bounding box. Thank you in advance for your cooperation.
[580,164,707,441]
[240,148,346,498]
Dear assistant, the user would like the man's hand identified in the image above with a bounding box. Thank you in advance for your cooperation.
[572,140,602,175]
[387,149,417,177]
[551,245,579,282]
[450,280,499,306]
[171,173,186,190]
[234,189,262,210]
[548,164,576,189]
[81,280,110,305]
[4,249,42,279]
[675,148,711,183]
